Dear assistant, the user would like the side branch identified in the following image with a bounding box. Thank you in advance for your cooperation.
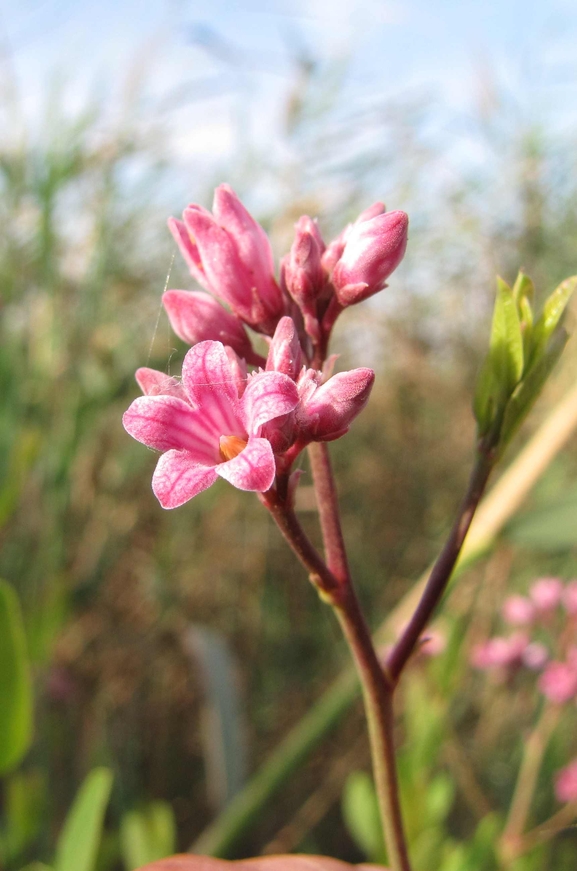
[387,449,494,682]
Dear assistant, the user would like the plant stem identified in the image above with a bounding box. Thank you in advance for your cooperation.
[307,441,351,584]
[333,585,411,871]
[500,702,560,863]
[387,449,494,682]
[269,446,412,870]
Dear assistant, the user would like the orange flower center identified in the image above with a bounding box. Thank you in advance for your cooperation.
[219,435,248,462]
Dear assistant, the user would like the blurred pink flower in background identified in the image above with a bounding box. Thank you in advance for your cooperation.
[555,760,577,803]
[530,578,564,614]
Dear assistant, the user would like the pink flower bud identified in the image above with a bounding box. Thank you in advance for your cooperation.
[163,290,262,364]
[282,216,326,311]
[502,595,535,626]
[331,210,408,306]
[539,661,577,704]
[297,367,375,441]
[555,759,577,803]
[266,316,303,380]
[530,578,563,614]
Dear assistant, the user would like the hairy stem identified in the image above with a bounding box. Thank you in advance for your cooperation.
[387,449,494,682]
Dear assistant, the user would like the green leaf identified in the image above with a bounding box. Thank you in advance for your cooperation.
[341,771,386,863]
[53,768,113,871]
[425,773,455,825]
[530,275,577,363]
[120,802,176,871]
[499,327,568,450]
[474,277,525,436]
[512,271,535,308]
[0,579,33,775]
[490,277,524,393]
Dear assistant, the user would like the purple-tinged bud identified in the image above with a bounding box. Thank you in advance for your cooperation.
[298,367,375,441]
[135,368,186,400]
[283,216,326,314]
[266,316,303,380]
[163,289,262,365]
[331,210,408,306]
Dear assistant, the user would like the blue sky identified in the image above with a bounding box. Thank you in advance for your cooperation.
[2,0,576,169]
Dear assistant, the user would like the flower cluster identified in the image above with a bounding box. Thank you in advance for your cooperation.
[124,186,408,508]
[471,577,577,804]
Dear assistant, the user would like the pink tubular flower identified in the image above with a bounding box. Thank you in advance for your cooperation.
[538,661,577,705]
[329,208,408,306]
[162,290,262,365]
[169,185,286,333]
[530,577,563,614]
[555,759,577,803]
[123,342,299,508]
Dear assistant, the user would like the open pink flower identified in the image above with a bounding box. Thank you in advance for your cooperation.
[168,185,286,334]
[123,342,299,508]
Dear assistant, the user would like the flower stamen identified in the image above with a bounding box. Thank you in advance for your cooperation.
[219,434,248,462]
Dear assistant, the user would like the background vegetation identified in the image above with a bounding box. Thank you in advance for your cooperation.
[1,32,577,871]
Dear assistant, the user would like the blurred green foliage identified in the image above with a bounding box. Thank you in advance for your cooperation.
[1,52,577,871]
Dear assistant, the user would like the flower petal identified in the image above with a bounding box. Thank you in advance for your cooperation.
[152,450,217,508]
[135,368,186,399]
[163,290,258,362]
[181,341,244,436]
[240,371,299,434]
[123,395,221,462]
[167,217,210,290]
[216,436,276,491]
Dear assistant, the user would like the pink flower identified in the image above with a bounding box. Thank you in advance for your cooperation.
[471,633,529,670]
[329,208,408,306]
[538,661,577,704]
[123,342,299,508]
[169,185,286,333]
[502,595,535,626]
[162,290,263,365]
[555,759,577,803]
[530,578,563,614]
